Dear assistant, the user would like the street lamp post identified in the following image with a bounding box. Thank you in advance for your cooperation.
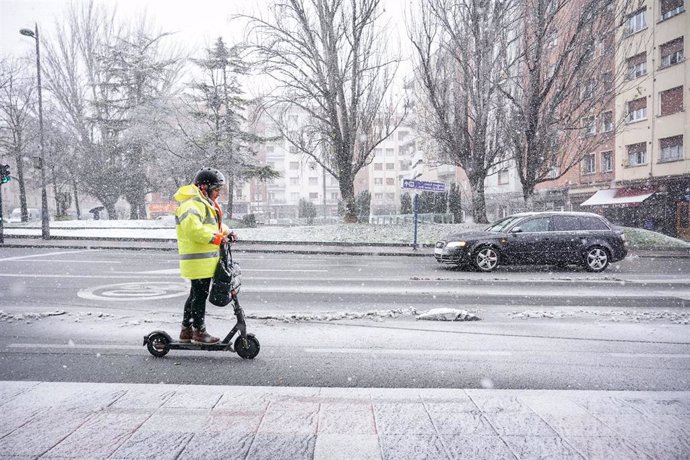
[20,24,50,239]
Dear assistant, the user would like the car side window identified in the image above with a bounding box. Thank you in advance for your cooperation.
[518,217,551,232]
[579,216,609,230]
[553,216,580,231]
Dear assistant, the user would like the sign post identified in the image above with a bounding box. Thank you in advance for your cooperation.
[401,179,446,250]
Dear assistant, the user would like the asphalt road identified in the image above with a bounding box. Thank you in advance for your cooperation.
[0,247,689,390]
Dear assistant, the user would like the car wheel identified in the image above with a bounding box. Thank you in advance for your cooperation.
[584,246,609,272]
[472,246,499,272]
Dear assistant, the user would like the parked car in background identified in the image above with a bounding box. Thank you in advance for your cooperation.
[8,208,41,223]
[435,212,628,273]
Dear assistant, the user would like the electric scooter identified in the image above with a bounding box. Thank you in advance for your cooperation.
[143,245,260,359]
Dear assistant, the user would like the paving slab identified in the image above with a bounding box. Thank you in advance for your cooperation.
[0,381,688,459]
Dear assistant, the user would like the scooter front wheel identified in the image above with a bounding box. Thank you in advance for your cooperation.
[146,332,170,358]
[235,333,260,359]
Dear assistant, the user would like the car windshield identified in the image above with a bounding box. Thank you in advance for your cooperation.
[485,216,524,232]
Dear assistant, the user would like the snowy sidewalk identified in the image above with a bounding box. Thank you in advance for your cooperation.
[1,381,688,459]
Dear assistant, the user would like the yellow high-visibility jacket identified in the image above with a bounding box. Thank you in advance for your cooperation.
[174,185,229,279]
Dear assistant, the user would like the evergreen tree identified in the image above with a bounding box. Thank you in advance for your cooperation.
[356,191,371,222]
[184,37,274,218]
[400,192,412,214]
[448,183,462,223]
[298,198,317,224]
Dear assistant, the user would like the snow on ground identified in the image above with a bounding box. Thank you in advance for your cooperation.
[6,220,690,248]
[510,309,690,324]
[5,222,485,245]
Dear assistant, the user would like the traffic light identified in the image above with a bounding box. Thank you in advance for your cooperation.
[0,164,10,183]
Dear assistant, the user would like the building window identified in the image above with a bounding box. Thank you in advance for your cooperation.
[581,153,596,175]
[374,163,383,170]
[289,161,299,170]
[309,192,319,200]
[547,30,558,48]
[601,151,613,172]
[581,79,595,100]
[385,193,395,200]
[626,52,647,79]
[547,165,559,179]
[290,192,299,201]
[659,86,684,116]
[660,0,685,20]
[498,168,510,185]
[627,97,647,122]
[385,178,395,186]
[548,63,557,78]
[659,135,684,162]
[398,131,408,141]
[289,145,298,154]
[627,142,647,166]
[330,192,339,200]
[625,8,647,35]
[374,178,383,185]
[385,163,395,170]
[374,193,383,200]
[582,116,596,136]
[308,177,318,185]
[399,160,409,170]
[660,37,684,68]
[385,148,394,156]
[601,111,614,132]
[601,71,614,93]
[290,177,299,185]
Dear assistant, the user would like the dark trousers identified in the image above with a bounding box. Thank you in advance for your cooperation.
[182,278,212,329]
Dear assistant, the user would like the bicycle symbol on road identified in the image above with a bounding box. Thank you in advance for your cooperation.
[78,282,188,301]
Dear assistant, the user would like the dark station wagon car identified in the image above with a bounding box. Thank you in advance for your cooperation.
[435,212,628,272]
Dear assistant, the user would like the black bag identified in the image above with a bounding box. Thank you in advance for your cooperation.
[209,243,242,307]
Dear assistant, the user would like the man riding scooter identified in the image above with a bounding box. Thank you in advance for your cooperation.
[175,168,236,344]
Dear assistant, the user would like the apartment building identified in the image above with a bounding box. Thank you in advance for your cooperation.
[579,0,689,239]
[358,125,415,215]
[239,108,342,223]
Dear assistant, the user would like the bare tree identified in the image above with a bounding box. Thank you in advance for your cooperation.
[41,1,182,219]
[501,0,629,205]
[410,0,519,223]
[244,0,405,223]
[0,59,36,222]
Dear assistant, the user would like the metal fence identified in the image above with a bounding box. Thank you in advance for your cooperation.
[368,213,456,225]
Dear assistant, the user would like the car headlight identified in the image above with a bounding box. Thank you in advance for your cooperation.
[446,241,467,248]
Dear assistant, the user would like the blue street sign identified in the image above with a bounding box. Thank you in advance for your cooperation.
[401,179,446,192]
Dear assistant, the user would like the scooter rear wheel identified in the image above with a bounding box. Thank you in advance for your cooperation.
[146,332,170,358]
[235,333,260,359]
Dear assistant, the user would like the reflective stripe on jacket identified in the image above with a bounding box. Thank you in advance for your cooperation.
[174,184,229,279]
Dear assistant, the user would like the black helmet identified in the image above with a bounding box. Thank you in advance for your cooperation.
[193,168,226,188]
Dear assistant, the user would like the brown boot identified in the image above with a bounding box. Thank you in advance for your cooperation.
[179,326,193,343]
[192,327,220,344]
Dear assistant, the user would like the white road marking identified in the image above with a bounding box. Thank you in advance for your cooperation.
[133,268,329,275]
[8,343,142,350]
[0,250,94,262]
[78,282,188,301]
[305,349,690,358]
[304,348,513,356]
[3,259,122,264]
[608,353,690,358]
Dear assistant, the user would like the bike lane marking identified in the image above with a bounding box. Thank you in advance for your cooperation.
[0,249,94,262]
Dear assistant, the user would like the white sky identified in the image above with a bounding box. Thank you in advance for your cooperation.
[0,0,410,59]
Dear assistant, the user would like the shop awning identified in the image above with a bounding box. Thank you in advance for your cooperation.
[580,187,656,207]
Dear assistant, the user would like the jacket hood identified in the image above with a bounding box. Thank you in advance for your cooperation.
[174,184,201,203]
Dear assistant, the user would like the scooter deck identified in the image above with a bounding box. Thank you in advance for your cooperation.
[166,341,233,352]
